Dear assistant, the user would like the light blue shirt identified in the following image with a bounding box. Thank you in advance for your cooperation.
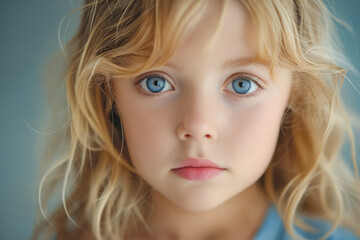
[254,205,359,239]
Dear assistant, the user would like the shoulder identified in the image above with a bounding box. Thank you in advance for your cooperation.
[255,205,359,240]
[299,217,359,240]
[327,227,359,240]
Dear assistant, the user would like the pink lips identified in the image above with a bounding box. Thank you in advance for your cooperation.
[172,158,225,181]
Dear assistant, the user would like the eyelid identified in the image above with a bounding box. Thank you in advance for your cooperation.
[134,71,265,98]
[134,71,175,95]
[134,71,173,85]
[225,72,264,88]
[223,72,265,98]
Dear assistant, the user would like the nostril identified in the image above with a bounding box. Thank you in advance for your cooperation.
[183,133,212,139]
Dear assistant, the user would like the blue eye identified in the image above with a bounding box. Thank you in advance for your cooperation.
[226,77,259,95]
[139,75,172,93]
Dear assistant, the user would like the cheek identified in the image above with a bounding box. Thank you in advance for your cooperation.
[225,95,288,177]
[118,100,176,174]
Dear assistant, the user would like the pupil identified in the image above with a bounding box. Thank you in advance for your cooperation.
[238,81,244,88]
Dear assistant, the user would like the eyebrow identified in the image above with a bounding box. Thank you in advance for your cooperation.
[163,61,182,72]
[222,57,270,69]
[164,57,269,71]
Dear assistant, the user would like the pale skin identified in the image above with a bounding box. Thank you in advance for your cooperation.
[112,0,292,239]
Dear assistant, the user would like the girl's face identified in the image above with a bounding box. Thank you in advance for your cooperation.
[113,0,291,212]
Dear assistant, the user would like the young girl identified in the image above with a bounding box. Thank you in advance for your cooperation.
[33,0,360,239]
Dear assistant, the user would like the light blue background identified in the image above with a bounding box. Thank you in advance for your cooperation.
[0,1,359,239]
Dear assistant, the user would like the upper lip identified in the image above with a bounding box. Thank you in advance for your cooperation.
[173,158,224,169]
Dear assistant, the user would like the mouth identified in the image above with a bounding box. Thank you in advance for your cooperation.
[171,158,226,181]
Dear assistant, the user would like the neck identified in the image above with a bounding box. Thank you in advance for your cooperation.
[143,183,269,240]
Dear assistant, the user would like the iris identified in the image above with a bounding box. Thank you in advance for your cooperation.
[232,79,251,94]
[146,77,166,93]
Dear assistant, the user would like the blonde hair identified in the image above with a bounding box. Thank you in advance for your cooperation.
[33,0,360,239]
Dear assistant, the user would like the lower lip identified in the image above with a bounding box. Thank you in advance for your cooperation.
[172,167,224,180]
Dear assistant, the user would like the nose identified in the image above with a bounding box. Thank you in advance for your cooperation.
[177,95,218,142]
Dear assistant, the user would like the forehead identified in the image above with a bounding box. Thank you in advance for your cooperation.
[164,0,258,71]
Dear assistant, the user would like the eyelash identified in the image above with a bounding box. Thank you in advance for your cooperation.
[224,73,264,99]
[134,72,173,98]
[134,72,264,99]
